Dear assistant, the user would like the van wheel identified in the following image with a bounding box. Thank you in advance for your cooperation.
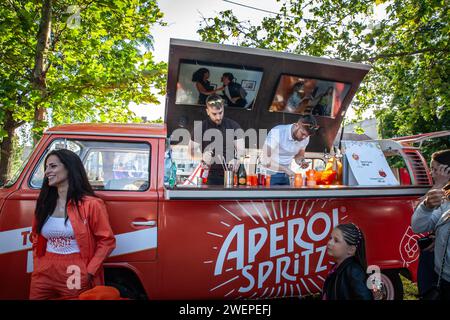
[372,270,404,300]
[105,269,148,300]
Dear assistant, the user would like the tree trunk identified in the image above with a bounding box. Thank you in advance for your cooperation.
[0,111,18,184]
[32,0,52,144]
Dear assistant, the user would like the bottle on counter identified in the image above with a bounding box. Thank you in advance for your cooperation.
[163,146,173,186]
[265,174,271,187]
[255,159,261,185]
[324,148,342,185]
[230,158,238,186]
[294,172,303,187]
[237,157,247,186]
[168,161,177,188]
[306,169,317,186]
[335,148,343,185]
[258,167,266,186]
[200,161,209,184]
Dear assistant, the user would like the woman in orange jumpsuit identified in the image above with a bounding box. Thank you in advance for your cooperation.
[29,149,116,300]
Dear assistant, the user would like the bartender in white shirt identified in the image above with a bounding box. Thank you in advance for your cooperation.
[260,115,319,185]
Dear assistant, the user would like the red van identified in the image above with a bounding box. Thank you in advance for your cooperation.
[0,39,442,300]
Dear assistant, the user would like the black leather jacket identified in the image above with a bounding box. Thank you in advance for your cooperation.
[322,257,373,300]
[223,82,247,108]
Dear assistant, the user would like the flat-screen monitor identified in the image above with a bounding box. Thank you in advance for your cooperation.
[269,74,351,118]
[175,60,263,109]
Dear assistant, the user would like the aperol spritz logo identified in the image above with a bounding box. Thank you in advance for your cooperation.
[205,199,348,298]
[399,226,422,267]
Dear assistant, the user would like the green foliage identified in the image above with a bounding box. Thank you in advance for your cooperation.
[197,0,449,143]
[386,154,406,169]
[9,131,27,178]
[353,126,365,135]
[0,0,167,135]
[148,117,163,124]
[401,275,419,300]
[413,137,450,164]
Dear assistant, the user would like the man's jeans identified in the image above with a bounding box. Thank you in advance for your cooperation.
[270,172,290,186]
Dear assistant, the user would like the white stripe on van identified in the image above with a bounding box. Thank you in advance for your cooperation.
[0,226,158,273]
[0,227,32,254]
[110,227,157,257]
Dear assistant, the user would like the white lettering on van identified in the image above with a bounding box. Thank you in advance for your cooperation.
[213,206,340,294]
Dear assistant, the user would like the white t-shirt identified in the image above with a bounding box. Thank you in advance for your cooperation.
[41,216,81,254]
[262,124,310,172]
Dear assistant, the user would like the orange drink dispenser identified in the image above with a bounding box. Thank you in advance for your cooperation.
[306,169,317,186]
[325,155,342,185]
[294,173,303,187]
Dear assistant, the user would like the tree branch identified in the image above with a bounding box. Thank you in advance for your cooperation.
[32,0,52,92]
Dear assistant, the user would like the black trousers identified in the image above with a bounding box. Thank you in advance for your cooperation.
[417,250,438,297]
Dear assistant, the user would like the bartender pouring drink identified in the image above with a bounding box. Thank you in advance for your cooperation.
[260,115,319,185]
[188,94,245,185]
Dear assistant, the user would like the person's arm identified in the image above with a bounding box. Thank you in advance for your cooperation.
[196,82,224,95]
[411,189,444,233]
[286,94,303,110]
[294,149,309,169]
[349,266,373,300]
[261,143,295,176]
[85,198,116,278]
[30,216,41,259]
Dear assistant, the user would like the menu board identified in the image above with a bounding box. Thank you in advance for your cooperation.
[342,141,399,186]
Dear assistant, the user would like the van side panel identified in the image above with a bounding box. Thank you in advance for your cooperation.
[156,197,420,299]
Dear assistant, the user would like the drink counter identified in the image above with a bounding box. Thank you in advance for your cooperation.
[164,185,429,200]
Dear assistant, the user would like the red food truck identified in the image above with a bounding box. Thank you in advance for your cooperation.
[0,39,442,300]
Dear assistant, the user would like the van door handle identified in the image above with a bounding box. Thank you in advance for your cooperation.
[132,220,156,227]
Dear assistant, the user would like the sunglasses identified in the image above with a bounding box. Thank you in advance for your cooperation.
[300,123,320,135]
[207,99,224,107]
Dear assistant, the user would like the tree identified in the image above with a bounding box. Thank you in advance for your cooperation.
[197,0,449,156]
[0,0,167,183]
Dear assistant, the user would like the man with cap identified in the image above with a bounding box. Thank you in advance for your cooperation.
[260,115,319,185]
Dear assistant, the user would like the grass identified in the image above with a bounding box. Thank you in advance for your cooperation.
[290,274,419,300]
[401,275,419,300]
[303,275,419,300]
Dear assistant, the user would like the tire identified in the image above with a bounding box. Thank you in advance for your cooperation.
[372,270,404,300]
[105,269,148,300]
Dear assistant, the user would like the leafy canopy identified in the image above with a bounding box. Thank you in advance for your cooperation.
[0,0,168,134]
[197,0,449,146]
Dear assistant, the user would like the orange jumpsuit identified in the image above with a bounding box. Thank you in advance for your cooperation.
[29,196,116,300]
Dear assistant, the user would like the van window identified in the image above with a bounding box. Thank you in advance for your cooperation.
[386,154,411,185]
[29,139,150,191]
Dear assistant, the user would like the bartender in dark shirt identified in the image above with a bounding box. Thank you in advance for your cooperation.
[188,94,245,185]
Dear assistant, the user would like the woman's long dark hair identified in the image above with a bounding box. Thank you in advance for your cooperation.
[192,68,209,82]
[336,223,368,272]
[35,149,95,233]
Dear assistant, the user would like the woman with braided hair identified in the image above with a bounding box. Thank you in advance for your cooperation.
[322,223,373,300]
